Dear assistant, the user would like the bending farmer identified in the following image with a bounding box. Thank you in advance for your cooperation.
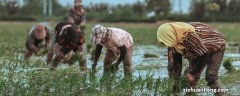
[91,24,133,76]
[157,22,225,96]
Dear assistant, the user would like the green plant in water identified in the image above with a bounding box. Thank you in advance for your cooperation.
[144,53,159,58]
[223,58,235,72]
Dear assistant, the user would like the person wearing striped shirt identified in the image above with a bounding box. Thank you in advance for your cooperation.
[157,22,225,96]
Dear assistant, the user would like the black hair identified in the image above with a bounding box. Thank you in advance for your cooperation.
[55,21,84,45]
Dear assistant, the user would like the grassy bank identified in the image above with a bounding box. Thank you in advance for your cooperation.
[1,21,240,45]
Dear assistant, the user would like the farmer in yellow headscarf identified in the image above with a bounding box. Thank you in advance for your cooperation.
[157,22,225,96]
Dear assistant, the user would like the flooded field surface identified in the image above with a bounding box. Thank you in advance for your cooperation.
[1,22,240,95]
[0,45,240,95]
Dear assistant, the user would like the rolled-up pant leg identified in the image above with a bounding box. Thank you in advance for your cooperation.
[103,50,117,75]
[123,47,133,76]
[205,48,225,95]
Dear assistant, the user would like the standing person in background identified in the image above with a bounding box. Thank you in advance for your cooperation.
[68,0,86,29]
[157,22,225,96]
[25,23,52,59]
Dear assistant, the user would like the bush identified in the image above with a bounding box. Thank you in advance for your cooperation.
[0,15,36,21]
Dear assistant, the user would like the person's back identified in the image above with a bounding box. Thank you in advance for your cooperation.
[108,27,133,48]
[188,22,225,53]
[157,22,225,96]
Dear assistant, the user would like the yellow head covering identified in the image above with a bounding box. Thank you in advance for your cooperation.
[157,22,195,54]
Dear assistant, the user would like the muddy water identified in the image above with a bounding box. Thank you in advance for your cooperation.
[3,45,240,95]
[117,46,240,78]
[14,45,240,79]
[130,46,240,95]
[64,45,240,95]
[17,45,240,79]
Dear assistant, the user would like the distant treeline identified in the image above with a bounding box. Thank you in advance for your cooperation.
[0,0,240,22]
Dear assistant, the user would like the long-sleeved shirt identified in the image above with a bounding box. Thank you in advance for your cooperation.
[26,23,51,51]
[181,22,225,59]
[68,8,86,26]
[95,27,133,57]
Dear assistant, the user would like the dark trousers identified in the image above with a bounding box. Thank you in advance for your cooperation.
[168,46,225,95]
[103,47,132,76]
[189,47,225,88]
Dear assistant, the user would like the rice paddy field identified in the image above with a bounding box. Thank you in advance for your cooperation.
[0,21,240,95]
